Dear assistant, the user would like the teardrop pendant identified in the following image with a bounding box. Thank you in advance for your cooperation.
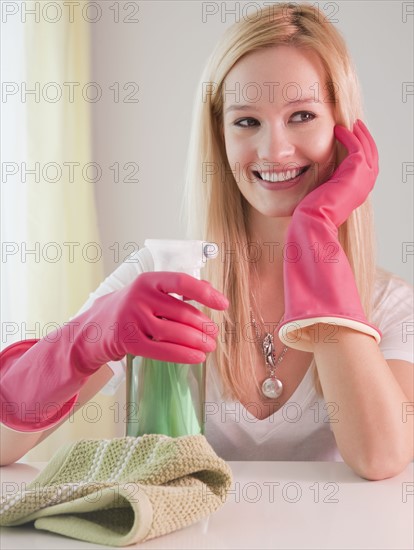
[261,377,283,399]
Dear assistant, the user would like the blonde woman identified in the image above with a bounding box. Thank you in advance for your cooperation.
[1,3,413,481]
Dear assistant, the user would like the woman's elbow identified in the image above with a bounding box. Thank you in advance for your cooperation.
[355,455,412,481]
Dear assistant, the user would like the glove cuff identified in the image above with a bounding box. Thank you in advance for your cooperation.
[278,315,382,352]
[0,339,79,432]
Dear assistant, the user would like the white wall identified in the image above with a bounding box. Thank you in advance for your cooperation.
[90,0,413,283]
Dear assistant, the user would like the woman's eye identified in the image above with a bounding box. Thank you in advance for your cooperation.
[290,111,316,123]
[233,118,259,128]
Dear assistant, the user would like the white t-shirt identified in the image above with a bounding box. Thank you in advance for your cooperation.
[72,249,414,461]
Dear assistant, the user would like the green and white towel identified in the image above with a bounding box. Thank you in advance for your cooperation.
[0,434,233,546]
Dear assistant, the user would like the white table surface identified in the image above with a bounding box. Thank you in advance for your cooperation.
[1,460,413,549]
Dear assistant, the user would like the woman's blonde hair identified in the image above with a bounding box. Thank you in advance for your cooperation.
[183,2,378,402]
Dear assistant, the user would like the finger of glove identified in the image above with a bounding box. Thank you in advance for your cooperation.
[334,124,361,156]
[143,316,217,353]
[353,120,373,171]
[355,119,379,173]
[153,272,229,311]
[135,339,207,364]
[146,292,219,336]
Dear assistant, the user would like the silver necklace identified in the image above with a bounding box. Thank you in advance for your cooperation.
[250,306,288,399]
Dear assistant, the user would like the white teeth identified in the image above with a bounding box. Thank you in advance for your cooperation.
[259,168,302,183]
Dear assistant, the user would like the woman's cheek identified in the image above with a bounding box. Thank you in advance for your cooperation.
[225,145,243,184]
[224,131,241,162]
[227,142,251,183]
[309,123,334,155]
[312,130,336,176]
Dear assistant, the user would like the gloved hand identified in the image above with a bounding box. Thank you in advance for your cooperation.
[278,119,382,351]
[0,272,229,432]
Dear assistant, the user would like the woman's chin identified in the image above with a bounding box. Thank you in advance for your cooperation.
[258,205,297,219]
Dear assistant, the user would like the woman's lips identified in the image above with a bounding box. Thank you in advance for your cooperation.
[253,166,310,190]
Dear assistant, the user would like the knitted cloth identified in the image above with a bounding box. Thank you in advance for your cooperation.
[0,434,233,547]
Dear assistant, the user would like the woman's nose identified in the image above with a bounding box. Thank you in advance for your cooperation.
[258,126,295,166]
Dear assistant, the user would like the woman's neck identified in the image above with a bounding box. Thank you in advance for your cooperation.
[246,212,292,280]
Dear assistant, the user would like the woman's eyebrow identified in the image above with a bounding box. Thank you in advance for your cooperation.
[224,97,320,114]
[287,97,321,105]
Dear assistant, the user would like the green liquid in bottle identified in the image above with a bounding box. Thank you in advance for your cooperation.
[126,355,205,437]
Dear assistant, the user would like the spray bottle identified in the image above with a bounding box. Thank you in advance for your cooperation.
[125,239,218,438]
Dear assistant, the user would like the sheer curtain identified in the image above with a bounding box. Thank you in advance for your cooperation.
[1,3,119,460]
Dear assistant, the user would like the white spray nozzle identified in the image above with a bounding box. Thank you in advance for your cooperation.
[144,239,218,279]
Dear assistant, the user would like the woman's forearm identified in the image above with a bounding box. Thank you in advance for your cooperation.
[0,363,114,466]
[310,323,413,480]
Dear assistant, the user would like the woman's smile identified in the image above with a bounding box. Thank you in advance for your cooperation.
[251,165,311,190]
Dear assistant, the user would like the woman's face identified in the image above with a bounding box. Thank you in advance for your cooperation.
[221,45,337,218]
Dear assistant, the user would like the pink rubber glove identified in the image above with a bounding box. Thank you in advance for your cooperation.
[0,272,229,432]
[278,119,382,351]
